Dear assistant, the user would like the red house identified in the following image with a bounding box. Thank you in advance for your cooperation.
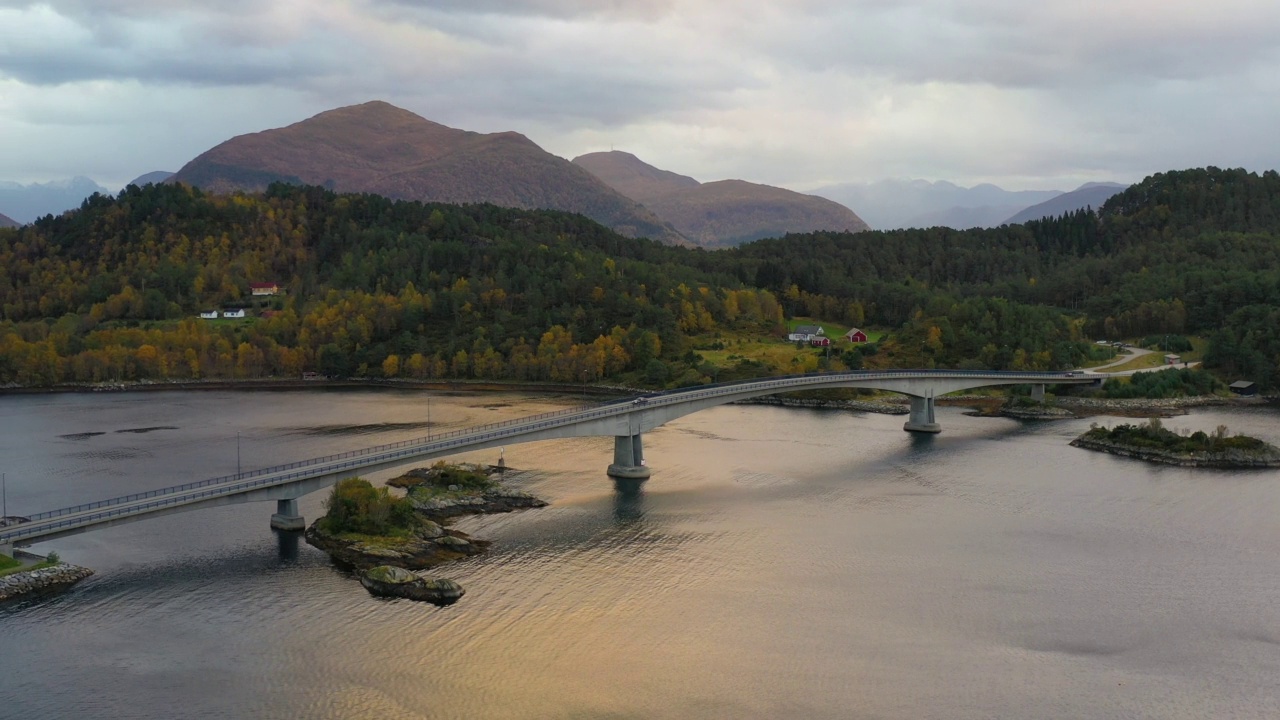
[844,328,868,343]
[810,337,831,347]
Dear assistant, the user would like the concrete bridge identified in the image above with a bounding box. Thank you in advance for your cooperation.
[0,369,1095,556]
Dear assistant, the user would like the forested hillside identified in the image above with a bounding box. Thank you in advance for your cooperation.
[0,167,1277,389]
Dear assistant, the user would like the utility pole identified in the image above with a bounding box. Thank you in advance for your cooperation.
[2,472,6,520]
[427,394,432,441]
[236,431,241,477]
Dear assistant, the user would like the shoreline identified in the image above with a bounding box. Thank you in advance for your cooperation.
[2,377,1272,422]
[0,377,638,398]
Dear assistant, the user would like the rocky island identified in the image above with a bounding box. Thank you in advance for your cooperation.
[1071,419,1280,468]
[304,463,547,603]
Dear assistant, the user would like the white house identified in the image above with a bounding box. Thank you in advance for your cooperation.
[222,309,246,319]
[787,324,825,342]
[249,282,281,296]
[199,310,218,320]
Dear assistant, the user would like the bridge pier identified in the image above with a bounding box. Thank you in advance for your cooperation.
[608,433,651,480]
[903,395,941,434]
[0,542,12,559]
[1031,383,1046,402]
[270,498,305,531]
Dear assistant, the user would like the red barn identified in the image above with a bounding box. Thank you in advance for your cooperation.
[844,328,868,343]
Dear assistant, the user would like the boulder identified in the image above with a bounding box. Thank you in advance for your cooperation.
[360,565,465,603]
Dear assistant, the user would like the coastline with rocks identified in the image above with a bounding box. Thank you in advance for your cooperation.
[1069,435,1280,468]
[0,558,94,603]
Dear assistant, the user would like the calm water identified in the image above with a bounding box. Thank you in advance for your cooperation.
[2,388,1279,719]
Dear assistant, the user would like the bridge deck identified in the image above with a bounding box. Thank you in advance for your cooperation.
[1,369,1094,546]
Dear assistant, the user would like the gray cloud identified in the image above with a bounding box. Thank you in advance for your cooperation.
[1,0,1279,191]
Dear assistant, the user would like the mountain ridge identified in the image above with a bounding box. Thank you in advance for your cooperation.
[573,150,868,247]
[811,178,1062,230]
[171,101,686,244]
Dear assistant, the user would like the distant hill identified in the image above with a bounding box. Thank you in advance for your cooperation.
[573,151,868,247]
[0,176,111,224]
[171,101,684,244]
[0,212,18,228]
[811,179,1061,230]
[1004,182,1128,225]
[909,204,1031,230]
[128,171,175,187]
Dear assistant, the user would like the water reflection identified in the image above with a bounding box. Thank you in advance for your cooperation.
[611,477,646,523]
[275,529,300,563]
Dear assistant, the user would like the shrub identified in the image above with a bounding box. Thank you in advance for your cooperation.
[322,477,416,536]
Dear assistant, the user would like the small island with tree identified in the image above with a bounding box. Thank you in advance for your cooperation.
[1071,418,1280,468]
[303,462,547,603]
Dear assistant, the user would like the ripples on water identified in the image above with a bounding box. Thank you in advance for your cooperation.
[1,391,1280,719]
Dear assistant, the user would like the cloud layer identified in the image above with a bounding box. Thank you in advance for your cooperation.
[3,0,1279,190]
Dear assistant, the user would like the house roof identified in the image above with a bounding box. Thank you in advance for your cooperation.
[1230,380,1256,389]
[844,327,866,336]
[249,282,278,289]
[794,325,822,334]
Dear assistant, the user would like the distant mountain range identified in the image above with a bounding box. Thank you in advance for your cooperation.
[0,212,18,228]
[170,101,685,244]
[573,151,868,247]
[1003,182,1128,225]
[811,179,1064,230]
[0,176,111,224]
[129,171,174,187]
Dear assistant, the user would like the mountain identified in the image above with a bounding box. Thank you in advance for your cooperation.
[573,151,868,247]
[171,101,684,244]
[128,171,175,187]
[811,179,1062,230]
[1003,182,1128,225]
[0,212,18,228]
[572,151,700,201]
[0,176,111,224]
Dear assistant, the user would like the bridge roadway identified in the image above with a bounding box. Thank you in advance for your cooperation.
[0,369,1096,555]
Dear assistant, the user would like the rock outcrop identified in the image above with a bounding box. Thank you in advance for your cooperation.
[304,521,488,571]
[359,565,464,604]
[0,562,94,602]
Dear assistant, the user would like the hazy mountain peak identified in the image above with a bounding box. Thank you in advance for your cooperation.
[128,171,175,187]
[811,178,1062,230]
[0,211,18,228]
[0,176,111,224]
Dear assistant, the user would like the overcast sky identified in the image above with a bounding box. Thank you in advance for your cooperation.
[3,0,1280,191]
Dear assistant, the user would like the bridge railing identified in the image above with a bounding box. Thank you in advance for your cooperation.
[25,399,606,522]
[7,369,1089,541]
[2,397,645,543]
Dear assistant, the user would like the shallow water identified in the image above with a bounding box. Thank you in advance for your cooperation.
[2,389,1279,719]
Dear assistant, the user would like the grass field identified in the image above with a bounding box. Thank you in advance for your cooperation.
[0,557,57,579]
